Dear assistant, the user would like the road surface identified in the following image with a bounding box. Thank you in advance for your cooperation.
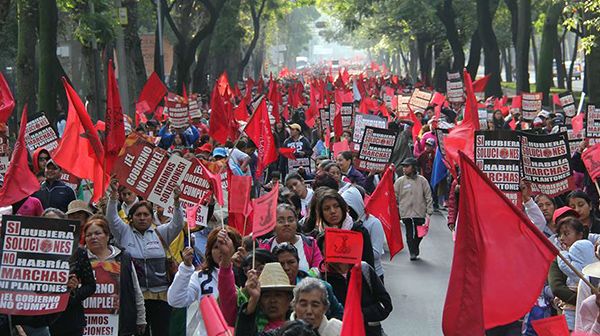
[381,210,454,335]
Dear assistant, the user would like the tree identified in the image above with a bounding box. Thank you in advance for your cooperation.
[38,0,58,121]
[238,0,268,80]
[123,0,147,112]
[16,0,37,115]
[477,0,503,97]
[435,0,464,72]
[536,1,564,105]
[516,0,531,93]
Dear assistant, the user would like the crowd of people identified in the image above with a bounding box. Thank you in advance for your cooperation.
[0,66,599,336]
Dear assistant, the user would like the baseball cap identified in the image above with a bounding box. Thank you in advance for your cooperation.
[212,147,228,158]
[289,123,302,132]
[553,206,579,224]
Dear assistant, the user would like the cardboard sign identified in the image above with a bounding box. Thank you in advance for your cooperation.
[0,134,8,175]
[341,103,354,129]
[560,124,585,157]
[478,109,489,130]
[252,185,278,238]
[355,126,397,172]
[586,105,600,145]
[287,157,313,174]
[188,94,202,120]
[319,108,331,132]
[474,131,522,205]
[24,114,59,154]
[83,260,121,336]
[0,215,79,315]
[382,87,394,109]
[352,114,388,151]
[521,93,543,121]
[583,144,600,181]
[165,95,190,129]
[519,132,574,197]
[446,72,464,104]
[396,95,411,119]
[408,88,433,112]
[559,92,576,118]
[324,228,363,265]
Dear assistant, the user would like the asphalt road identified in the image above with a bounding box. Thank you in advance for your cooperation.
[381,210,454,336]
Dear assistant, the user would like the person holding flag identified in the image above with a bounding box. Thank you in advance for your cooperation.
[394,157,433,260]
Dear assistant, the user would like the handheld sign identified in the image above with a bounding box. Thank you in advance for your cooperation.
[251,185,279,239]
[0,215,79,316]
[583,144,600,181]
[521,93,543,121]
[324,228,363,265]
[586,105,600,145]
[83,260,121,336]
[355,126,397,172]
[24,113,59,154]
[559,92,576,118]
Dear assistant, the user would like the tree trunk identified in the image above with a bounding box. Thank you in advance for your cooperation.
[477,0,502,97]
[433,42,450,92]
[238,0,266,81]
[192,34,212,95]
[252,28,266,80]
[516,0,531,93]
[567,33,578,91]
[0,0,10,24]
[531,32,538,76]
[399,47,410,78]
[38,0,57,121]
[501,48,510,82]
[123,0,146,106]
[436,0,465,72]
[536,2,563,105]
[504,0,518,48]
[416,34,433,86]
[16,0,37,115]
[466,29,482,79]
[153,2,165,81]
[554,34,566,89]
[409,40,418,83]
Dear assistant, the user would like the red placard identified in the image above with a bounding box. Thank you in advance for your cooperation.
[324,228,363,265]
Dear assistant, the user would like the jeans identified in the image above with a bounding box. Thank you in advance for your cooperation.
[144,299,172,336]
[403,218,425,257]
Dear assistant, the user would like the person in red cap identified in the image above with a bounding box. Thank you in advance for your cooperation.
[195,142,213,160]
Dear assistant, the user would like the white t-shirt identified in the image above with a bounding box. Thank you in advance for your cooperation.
[300,188,314,217]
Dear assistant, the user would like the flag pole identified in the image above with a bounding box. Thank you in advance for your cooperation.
[556,252,598,294]
[594,180,600,198]
[187,220,192,248]
[252,239,256,270]
[218,202,225,230]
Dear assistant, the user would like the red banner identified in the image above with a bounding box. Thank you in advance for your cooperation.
[324,228,363,265]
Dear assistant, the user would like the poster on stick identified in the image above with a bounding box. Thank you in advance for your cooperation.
[352,114,388,151]
[188,94,202,120]
[519,132,574,197]
[355,126,397,172]
[165,95,190,129]
[586,105,600,145]
[446,72,464,104]
[521,93,543,121]
[83,260,120,336]
[319,108,331,132]
[408,88,433,112]
[24,114,59,154]
[396,95,411,119]
[0,215,79,315]
[341,103,354,129]
[324,228,363,265]
[474,131,522,205]
[287,158,313,175]
[559,92,576,118]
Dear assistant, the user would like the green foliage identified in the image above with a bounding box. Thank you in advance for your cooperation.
[564,0,600,55]
[57,0,117,47]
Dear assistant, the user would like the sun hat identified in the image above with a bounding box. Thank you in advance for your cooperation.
[583,262,600,278]
[552,206,579,224]
[258,262,295,291]
[65,200,94,216]
[289,123,302,132]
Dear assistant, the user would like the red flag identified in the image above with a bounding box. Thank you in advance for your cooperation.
[0,106,40,206]
[282,104,290,122]
[244,78,255,104]
[233,102,249,122]
[508,117,517,130]
[137,72,167,113]
[531,315,569,336]
[186,202,201,230]
[340,264,366,336]
[257,77,265,95]
[324,126,331,149]
[105,60,126,174]
[552,93,562,107]
[365,165,404,259]
[333,139,350,158]
[278,147,296,160]
[135,107,148,126]
[511,95,522,109]
[0,72,15,123]
[200,295,234,336]
[572,112,584,136]
[54,79,108,202]
[229,172,252,214]
[324,228,363,264]
[252,184,278,238]
[209,83,231,144]
[408,107,422,143]
[583,144,600,181]
[267,77,280,124]
[217,72,232,98]
[472,73,491,93]
[442,152,559,335]
[244,99,277,176]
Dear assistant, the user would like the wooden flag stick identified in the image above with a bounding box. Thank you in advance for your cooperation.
[252,239,256,270]
[556,251,598,295]
[187,219,192,248]
[243,216,248,237]
[218,202,225,230]
[595,181,600,198]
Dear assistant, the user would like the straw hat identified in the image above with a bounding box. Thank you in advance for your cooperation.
[258,263,295,291]
[583,262,600,279]
[65,200,94,216]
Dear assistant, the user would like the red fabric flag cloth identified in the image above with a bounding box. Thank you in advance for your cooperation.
[228,172,252,214]
[472,73,491,93]
[267,77,280,124]
[209,83,231,145]
[531,315,569,336]
[0,72,15,123]
[572,112,585,136]
[583,144,600,181]
[137,72,167,113]
[333,106,343,138]
[186,202,201,230]
[340,264,366,336]
[431,92,446,107]
[511,95,522,109]
[233,102,249,122]
[217,72,232,98]
[365,165,404,259]
[257,77,265,95]
[244,98,277,177]
[200,295,234,336]
[105,60,126,174]
[408,107,422,143]
[54,79,108,202]
[324,228,363,264]
[252,184,278,238]
[0,106,40,206]
[442,152,559,335]
[332,139,350,158]
[278,147,296,160]
[553,93,562,107]
[282,104,290,122]
[135,107,148,127]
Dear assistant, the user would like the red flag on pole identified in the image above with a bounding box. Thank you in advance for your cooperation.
[105,59,126,174]
[252,184,278,238]
[0,105,40,206]
[552,94,562,107]
[572,112,585,137]
[583,144,600,181]
[278,147,296,160]
[365,164,404,259]
[472,73,491,93]
[53,79,108,202]
[0,72,15,124]
[200,295,234,336]
[233,102,249,122]
[340,264,366,336]
[137,72,167,113]
[531,315,569,336]
[209,83,231,145]
[229,173,252,214]
[408,106,422,143]
[442,152,559,335]
[324,228,363,264]
[245,99,277,177]
[186,202,201,230]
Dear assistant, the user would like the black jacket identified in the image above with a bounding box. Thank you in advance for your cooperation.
[33,180,76,212]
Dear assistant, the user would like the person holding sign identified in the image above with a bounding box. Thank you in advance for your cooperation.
[336,151,368,191]
[394,157,433,261]
[106,179,184,336]
[83,215,147,335]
